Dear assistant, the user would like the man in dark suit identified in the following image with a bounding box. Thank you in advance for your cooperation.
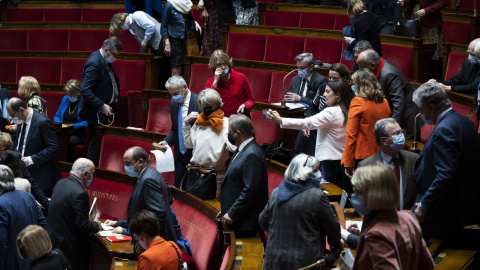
[6,97,60,197]
[412,82,480,241]
[285,52,327,155]
[80,37,122,165]
[220,114,268,238]
[357,49,418,139]
[47,158,101,270]
[0,88,11,131]
[158,76,200,188]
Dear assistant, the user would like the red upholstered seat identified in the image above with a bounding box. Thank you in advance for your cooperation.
[111,60,145,92]
[127,90,144,128]
[0,59,17,83]
[334,14,350,30]
[339,41,355,71]
[0,30,27,51]
[304,37,343,65]
[382,44,414,80]
[267,170,284,197]
[234,67,271,103]
[81,9,120,22]
[44,9,81,22]
[42,92,66,121]
[17,58,61,84]
[451,103,479,129]
[420,124,434,143]
[444,53,466,80]
[69,30,110,52]
[443,21,471,45]
[118,32,141,53]
[251,111,279,146]
[226,33,266,61]
[189,64,212,94]
[86,177,133,220]
[60,59,86,84]
[145,99,172,134]
[268,71,296,103]
[171,200,219,270]
[6,9,44,22]
[191,9,205,27]
[299,12,336,30]
[27,30,69,51]
[264,35,304,65]
[263,10,300,27]
[220,245,231,270]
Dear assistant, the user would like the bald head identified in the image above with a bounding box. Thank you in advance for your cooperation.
[468,38,480,55]
[6,97,30,120]
[357,49,380,72]
[71,158,95,186]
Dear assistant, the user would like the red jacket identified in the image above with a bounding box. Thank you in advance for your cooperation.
[405,0,446,28]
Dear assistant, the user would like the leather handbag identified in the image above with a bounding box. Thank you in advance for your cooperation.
[262,138,292,166]
[394,18,420,38]
[180,165,217,200]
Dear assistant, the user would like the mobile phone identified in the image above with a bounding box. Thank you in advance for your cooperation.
[262,109,269,119]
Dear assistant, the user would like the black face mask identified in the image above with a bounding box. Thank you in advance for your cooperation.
[228,133,235,145]
[203,106,214,117]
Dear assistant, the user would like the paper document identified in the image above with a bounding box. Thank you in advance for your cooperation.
[101,223,114,231]
[98,231,123,237]
[150,149,175,173]
[271,102,309,110]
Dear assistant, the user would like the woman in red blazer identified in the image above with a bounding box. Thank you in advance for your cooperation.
[341,69,391,178]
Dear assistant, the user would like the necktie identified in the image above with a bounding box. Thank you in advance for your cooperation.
[107,64,118,104]
[18,123,27,155]
[231,149,239,162]
[299,79,305,97]
[391,157,400,184]
[178,104,186,155]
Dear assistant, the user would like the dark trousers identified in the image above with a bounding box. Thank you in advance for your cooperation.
[87,123,98,166]
[321,160,344,189]
[174,149,193,188]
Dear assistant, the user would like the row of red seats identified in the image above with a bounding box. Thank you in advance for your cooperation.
[5,8,125,22]
[0,29,140,53]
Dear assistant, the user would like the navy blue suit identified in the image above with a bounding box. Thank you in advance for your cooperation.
[414,109,480,238]
[163,92,200,187]
[221,139,268,237]
[13,110,61,195]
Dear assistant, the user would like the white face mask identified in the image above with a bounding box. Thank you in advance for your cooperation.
[468,54,477,64]
[138,238,148,250]
[105,55,116,64]
[68,96,79,103]
[122,23,130,30]
[222,66,229,75]
[12,116,23,125]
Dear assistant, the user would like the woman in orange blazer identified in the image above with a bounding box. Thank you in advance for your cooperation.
[341,69,391,178]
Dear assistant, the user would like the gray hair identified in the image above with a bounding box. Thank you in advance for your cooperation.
[198,89,223,110]
[363,49,381,65]
[102,36,122,52]
[373,118,398,145]
[71,158,94,174]
[474,40,480,56]
[295,53,315,66]
[353,40,373,53]
[165,75,187,89]
[0,164,15,193]
[412,81,451,111]
[284,154,320,183]
[229,114,254,137]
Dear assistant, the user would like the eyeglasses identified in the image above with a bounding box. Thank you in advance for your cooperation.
[304,154,313,166]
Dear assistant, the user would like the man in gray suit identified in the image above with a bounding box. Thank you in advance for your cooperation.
[341,118,418,248]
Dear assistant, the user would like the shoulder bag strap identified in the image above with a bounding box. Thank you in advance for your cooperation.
[168,241,183,270]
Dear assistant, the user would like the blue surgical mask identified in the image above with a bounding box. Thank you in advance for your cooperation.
[68,96,78,103]
[298,69,308,79]
[351,193,371,215]
[222,66,230,75]
[468,54,477,64]
[171,94,183,103]
[351,85,357,93]
[124,160,139,178]
[86,174,93,187]
[122,23,130,30]
[105,55,116,64]
[420,113,434,125]
[228,133,235,145]
[390,133,405,152]
[314,170,322,180]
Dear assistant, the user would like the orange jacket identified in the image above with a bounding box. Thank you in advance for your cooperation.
[341,97,391,168]
[139,238,182,270]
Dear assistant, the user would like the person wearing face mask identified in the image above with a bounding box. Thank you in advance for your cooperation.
[412,81,480,242]
[206,50,255,117]
[349,163,434,270]
[435,38,480,96]
[156,76,200,188]
[80,37,122,166]
[54,79,87,163]
[47,158,101,270]
[128,210,183,270]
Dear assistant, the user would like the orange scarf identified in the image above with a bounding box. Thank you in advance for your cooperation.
[194,109,224,133]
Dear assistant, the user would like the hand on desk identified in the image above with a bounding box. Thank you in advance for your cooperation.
[104,219,117,226]
[112,226,124,234]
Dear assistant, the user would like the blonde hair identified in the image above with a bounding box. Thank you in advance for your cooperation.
[110,13,129,36]
[198,89,223,110]
[347,0,366,17]
[351,163,399,210]
[64,79,82,96]
[208,50,233,71]
[0,132,12,149]
[16,225,52,260]
[352,69,384,103]
[18,76,41,100]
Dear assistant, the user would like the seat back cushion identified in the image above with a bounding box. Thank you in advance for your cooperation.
[444,53,466,81]
[443,21,470,45]
[6,9,44,22]
[111,60,145,92]
[304,37,343,65]
[334,14,351,30]
[172,200,218,270]
[86,177,132,220]
[251,111,279,146]
[234,67,271,103]
[17,58,61,84]
[127,90,143,128]
[44,9,82,22]
[145,99,172,134]
[299,12,336,30]
[339,41,355,71]
[118,32,141,53]
[42,92,66,121]
[27,30,69,51]
[267,170,284,197]
[69,30,110,52]
[81,9,121,22]
[420,124,434,143]
[227,33,266,61]
[0,59,17,83]
[268,71,296,103]
[60,59,86,84]
[189,64,212,94]
[263,10,300,27]
[451,102,478,128]
[0,30,27,51]
[264,35,305,65]
[382,44,414,80]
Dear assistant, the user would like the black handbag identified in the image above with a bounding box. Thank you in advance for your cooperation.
[262,138,292,165]
[180,165,217,200]
[394,18,420,38]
